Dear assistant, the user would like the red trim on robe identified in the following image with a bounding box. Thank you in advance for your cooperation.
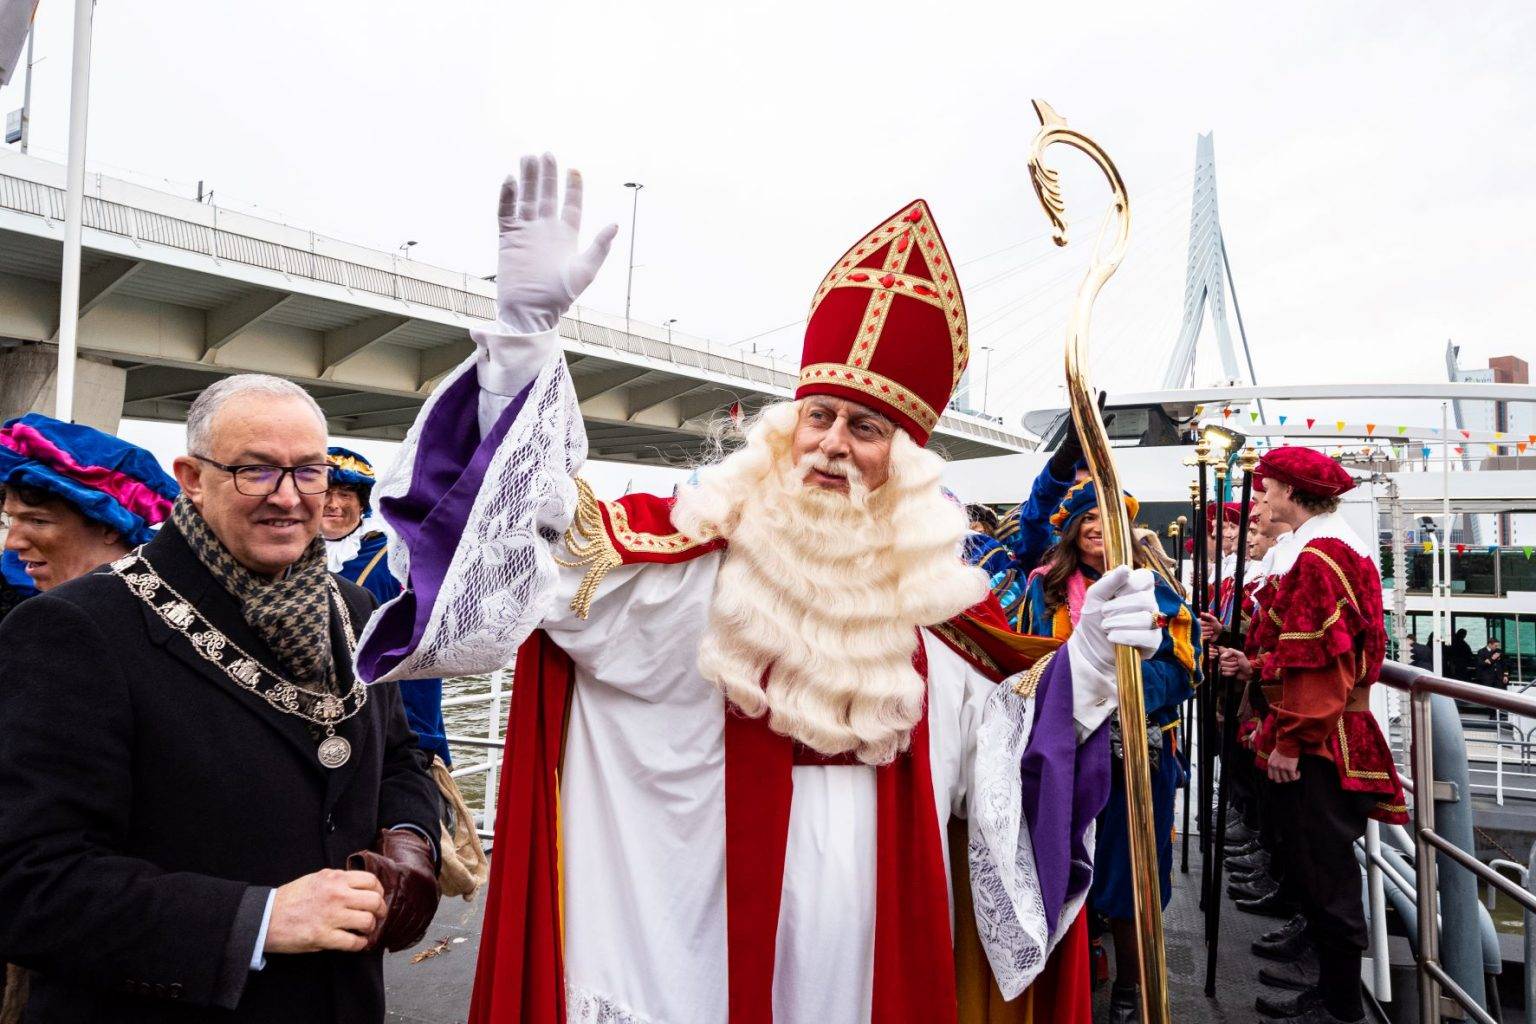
[724,634,959,1024]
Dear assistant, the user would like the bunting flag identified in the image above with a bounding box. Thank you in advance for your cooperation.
[1525,547,1533,560]
[1454,446,1465,455]
[1365,423,1377,435]
[1456,544,1466,555]
[1460,429,1470,439]
[1489,443,1499,455]
[1222,407,1232,419]
[1520,442,1529,454]
[1431,428,1441,436]
[1421,446,1433,459]
[1306,418,1315,429]
[1278,415,1288,425]
[1192,405,1204,415]
[1421,541,1433,553]
[1529,434,1536,444]
[1396,425,1408,435]
[1334,420,1346,431]
[1249,411,1259,423]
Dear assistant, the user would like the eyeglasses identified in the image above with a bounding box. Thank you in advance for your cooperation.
[193,455,331,497]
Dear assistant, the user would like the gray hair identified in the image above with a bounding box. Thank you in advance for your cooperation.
[186,374,328,455]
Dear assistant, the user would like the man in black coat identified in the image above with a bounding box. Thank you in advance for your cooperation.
[0,375,442,1023]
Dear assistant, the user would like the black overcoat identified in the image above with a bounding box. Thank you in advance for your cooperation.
[0,522,441,1023]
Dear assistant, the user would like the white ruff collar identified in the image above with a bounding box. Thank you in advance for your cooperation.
[325,528,365,574]
[1270,512,1370,577]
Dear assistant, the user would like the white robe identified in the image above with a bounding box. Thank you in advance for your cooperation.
[358,346,1116,1024]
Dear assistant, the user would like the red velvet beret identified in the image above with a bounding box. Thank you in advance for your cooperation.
[1253,446,1356,498]
[1205,501,1242,525]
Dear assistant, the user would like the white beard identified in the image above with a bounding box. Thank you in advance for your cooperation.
[671,402,988,766]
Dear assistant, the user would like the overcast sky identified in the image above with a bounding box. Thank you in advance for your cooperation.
[4,1,1533,483]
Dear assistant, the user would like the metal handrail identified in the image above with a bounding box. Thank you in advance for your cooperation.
[1376,661,1521,1023]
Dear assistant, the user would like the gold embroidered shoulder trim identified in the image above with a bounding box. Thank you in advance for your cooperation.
[1011,650,1056,700]
[1300,547,1360,614]
[1277,599,1347,641]
[553,478,622,620]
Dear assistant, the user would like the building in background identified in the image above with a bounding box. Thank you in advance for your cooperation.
[1447,344,1534,545]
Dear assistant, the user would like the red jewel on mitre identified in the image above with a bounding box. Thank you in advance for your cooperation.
[1253,446,1356,498]
[795,199,967,447]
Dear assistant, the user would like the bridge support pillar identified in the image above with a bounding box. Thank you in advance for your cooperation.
[0,343,125,433]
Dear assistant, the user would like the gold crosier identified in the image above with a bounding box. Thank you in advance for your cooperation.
[1027,99,1170,1024]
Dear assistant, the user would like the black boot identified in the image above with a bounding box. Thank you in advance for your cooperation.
[1235,889,1296,919]
[1224,819,1258,846]
[1226,838,1261,859]
[1257,914,1307,946]
[1229,848,1271,874]
[1257,986,1323,1019]
[1270,998,1365,1024]
[1228,875,1279,902]
[1108,981,1140,1024]
[1258,948,1319,990]
[1253,921,1312,963]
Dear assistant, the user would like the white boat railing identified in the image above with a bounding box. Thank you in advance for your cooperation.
[439,670,510,842]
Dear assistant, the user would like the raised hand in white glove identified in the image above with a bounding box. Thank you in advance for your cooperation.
[1066,565,1164,736]
[474,153,619,400]
[494,153,618,334]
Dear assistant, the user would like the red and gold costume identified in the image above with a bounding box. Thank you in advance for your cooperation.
[356,197,1113,1024]
[1247,453,1406,823]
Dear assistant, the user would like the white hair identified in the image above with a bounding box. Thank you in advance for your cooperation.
[186,374,328,455]
[672,399,988,765]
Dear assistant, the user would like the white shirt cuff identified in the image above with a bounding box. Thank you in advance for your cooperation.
[250,889,275,971]
[471,325,560,397]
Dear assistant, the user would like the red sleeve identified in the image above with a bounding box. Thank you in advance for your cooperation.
[1272,653,1353,758]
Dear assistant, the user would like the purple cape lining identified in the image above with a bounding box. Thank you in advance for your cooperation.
[1019,646,1111,930]
[356,371,532,682]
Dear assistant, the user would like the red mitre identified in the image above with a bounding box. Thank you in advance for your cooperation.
[1254,446,1356,498]
[796,200,968,446]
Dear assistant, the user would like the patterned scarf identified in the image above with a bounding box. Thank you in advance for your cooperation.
[171,495,336,691]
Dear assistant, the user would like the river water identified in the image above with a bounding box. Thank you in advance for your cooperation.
[441,673,502,810]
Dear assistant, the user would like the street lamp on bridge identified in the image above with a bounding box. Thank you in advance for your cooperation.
[623,182,644,337]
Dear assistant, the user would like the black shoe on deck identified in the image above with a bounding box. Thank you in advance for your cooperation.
[1229,876,1279,902]
[1258,949,1319,990]
[1235,890,1296,919]
[1253,922,1312,963]
[1257,985,1322,1018]
[1269,998,1365,1024]
[1229,849,1271,874]
[1258,915,1307,946]
[1108,981,1140,1024]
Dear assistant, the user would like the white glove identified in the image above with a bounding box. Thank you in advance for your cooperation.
[1066,566,1163,737]
[474,153,619,398]
[494,153,618,333]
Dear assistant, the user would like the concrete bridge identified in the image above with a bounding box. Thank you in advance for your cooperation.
[0,152,1032,463]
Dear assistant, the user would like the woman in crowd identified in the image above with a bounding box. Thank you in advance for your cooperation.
[1019,480,1198,1024]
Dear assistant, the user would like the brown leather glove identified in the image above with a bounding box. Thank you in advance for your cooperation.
[347,828,440,952]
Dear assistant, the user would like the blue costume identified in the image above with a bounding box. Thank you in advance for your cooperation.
[1017,479,1199,919]
[326,447,452,766]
